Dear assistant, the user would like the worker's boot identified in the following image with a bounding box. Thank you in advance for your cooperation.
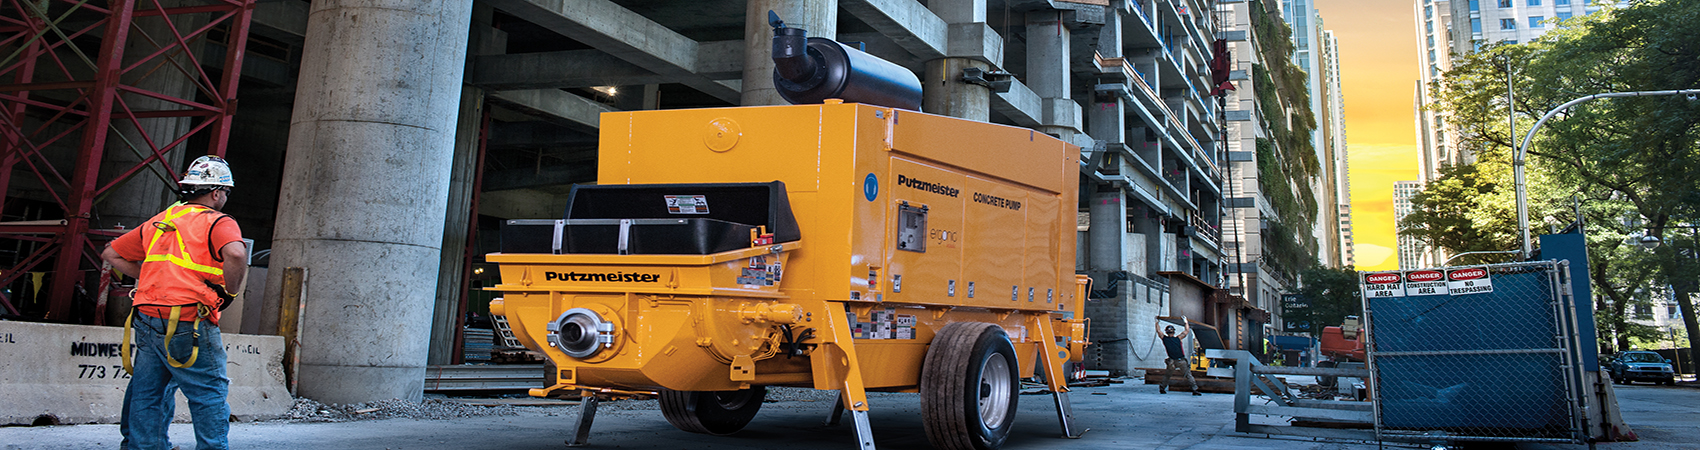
[1191,390,1201,396]
[1158,387,1167,394]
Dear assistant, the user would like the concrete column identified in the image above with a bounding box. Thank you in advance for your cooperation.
[267,0,474,404]
[96,2,207,230]
[428,2,501,366]
[741,0,836,106]
[922,58,990,121]
[1088,190,1125,271]
[1087,8,1124,143]
[1025,9,1079,140]
[922,0,989,120]
[1024,11,1069,99]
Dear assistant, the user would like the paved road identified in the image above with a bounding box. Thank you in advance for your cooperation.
[3,379,1697,449]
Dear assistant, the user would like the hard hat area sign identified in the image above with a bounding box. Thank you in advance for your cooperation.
[1403,270,1448,296]
[1361,271,1404,298]
[1445,267,1494,295]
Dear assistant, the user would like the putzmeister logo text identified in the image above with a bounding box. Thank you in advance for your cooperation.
[546,271,660,283]
[897,174,959,198]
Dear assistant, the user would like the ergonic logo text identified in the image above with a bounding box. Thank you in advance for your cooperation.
[546,271,660,283]
[896,175,959,198]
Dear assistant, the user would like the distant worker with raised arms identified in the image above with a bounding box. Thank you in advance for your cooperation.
[102,155,247,450]
[1157,316,1201,396]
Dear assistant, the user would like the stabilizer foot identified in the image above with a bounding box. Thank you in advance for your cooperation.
[1053,391,1087,438]
[566,395,599,447]
[849,408,876,450]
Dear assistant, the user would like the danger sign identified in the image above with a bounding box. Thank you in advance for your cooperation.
[1404,270,1448,296]
[1361,271,1405,298]
[1446,266,1494,295]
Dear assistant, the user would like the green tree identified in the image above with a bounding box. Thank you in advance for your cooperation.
[1398,164,1518,265]
[1418,0,1700,363]
[1284,266,1362,338]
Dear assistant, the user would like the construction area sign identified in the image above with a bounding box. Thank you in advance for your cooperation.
[1446,266,1494,295]
[1403,270,1448,296]
[1362,271,1405,298]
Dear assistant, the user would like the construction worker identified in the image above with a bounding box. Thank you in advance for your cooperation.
[101,155,246,450]
[1156,316,1200,395]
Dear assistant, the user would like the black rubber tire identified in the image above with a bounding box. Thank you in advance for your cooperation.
[658,385,766,436]
[921,322,1020,450]
[1316,360,1338,388]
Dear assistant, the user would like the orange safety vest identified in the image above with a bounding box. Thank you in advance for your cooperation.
[133,203,232,317]
[121,202,233,373]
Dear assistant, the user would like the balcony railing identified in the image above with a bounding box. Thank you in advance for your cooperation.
[1189,211,1222,248]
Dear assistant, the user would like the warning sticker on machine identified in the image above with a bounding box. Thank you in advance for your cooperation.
[664,195,709,214]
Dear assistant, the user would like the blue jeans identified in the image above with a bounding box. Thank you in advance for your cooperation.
[120,381,176,450]
[125,312,230,450]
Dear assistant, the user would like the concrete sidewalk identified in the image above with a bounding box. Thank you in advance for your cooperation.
[3,378,1696,449]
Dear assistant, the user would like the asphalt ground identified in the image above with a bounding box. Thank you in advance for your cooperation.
[3,378,1698,449]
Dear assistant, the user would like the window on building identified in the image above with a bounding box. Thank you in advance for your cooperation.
[1498,0,1512,7]
[1470,0,1481,10]
[1471,18,1483,33]
[1556,0,1569,4]
[1527,0,1540,5]
[1427,21,1434,34]
[1428,35,1435,48]
[1557,11,1572,20]
[1501,18,1516,29]
[1428,49,1436,63]
[1530,16,1544,28]
[1425,5,1433,17]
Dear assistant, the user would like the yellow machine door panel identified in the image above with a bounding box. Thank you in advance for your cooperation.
[884,158,964,306]
[959,176,1027,309]
[1023,191,1062,308]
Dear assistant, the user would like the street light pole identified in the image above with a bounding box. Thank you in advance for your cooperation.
[1512,89,1700,259]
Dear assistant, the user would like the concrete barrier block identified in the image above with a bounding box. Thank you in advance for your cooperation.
[0,321,291,425]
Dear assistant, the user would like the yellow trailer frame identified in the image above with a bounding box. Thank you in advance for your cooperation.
[489,101,1089,449]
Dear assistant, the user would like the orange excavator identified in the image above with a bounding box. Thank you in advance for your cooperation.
[1315,316,1365,387]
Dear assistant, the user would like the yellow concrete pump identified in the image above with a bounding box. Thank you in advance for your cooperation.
[486,14,1088,450]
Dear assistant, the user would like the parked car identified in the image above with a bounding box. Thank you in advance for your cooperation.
[1610,351,1676,385]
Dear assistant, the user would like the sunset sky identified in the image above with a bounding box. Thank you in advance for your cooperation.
[1315,0,1422,271]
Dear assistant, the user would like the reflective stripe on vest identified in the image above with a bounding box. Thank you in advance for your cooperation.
[142,203,224,277]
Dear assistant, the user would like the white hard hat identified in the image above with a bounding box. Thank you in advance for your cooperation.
[180,155,234,188]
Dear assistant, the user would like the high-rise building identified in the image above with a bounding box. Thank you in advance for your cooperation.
[1393,180,1430,269]
[1409,0,1621,265]
[1322,30,1353,268]
[1222,0,1323,336]
[1284,0,1345,269]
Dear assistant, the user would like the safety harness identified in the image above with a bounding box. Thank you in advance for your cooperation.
[121,203,229,374]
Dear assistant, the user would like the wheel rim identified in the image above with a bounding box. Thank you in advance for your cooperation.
[977,352,1012,429]
[713,389,753,410]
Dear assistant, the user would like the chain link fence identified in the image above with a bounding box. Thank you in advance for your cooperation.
[1364,261,1586,444]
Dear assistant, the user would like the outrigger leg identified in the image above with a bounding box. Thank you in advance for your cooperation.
[817,306,876,449]
[1032,314,1087,439]
[566,395,599,447]
[1051,391,1083,439]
